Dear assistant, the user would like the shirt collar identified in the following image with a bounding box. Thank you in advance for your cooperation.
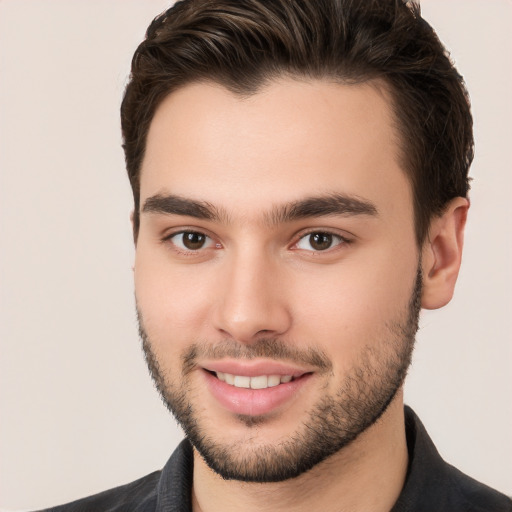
[154,406,454,512]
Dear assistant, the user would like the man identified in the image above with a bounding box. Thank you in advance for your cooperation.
[40,0,511,510]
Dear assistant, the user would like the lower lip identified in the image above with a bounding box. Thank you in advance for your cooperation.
[203,370,312,417]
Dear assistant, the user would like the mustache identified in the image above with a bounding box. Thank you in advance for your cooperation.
[181,338,333,375]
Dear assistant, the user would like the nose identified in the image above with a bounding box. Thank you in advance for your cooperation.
[212,249,292,343]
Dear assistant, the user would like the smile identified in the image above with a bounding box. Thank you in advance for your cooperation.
[215,372,294,389]
[203,364,313,416]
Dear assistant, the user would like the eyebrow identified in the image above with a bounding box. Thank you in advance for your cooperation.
[142,194,224,221]
[141,192,378,225]
[268,193,378,225]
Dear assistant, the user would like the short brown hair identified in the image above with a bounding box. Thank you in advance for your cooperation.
[121,0,473,244]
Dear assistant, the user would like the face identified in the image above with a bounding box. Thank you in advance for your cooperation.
[134,79,421,482]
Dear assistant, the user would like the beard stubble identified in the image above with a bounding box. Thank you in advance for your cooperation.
[138,267,422,482]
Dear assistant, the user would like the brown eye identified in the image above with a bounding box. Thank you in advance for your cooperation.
[309,233,333,251]
[184,232,206,249]
[295,232,345,252]
[170,231,213,251]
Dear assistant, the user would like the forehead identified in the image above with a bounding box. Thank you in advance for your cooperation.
[140,78,411,221]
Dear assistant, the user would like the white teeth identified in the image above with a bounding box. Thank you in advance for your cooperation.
[267,375,281,387]
[250,375,267,389]
[233,375,251,388]
[215,372,294,389]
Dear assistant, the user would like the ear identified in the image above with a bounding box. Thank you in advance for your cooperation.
[421,197,469,310]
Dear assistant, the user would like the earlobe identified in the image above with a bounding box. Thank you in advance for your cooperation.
[421,197,469,310]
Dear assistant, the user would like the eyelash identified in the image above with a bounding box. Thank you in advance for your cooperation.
[162,230,218,255]
[292,230,352,253]
[162,228,352,256]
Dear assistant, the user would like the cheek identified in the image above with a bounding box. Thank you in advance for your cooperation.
[134,244,212,344]
[289,252,418,366]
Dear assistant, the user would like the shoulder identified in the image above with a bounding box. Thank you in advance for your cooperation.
[394,407,512,512]
[444,464,512,512]
[36,471,161,512]
[33,439,194,512]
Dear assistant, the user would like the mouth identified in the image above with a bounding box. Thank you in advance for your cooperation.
[208,370,303,389]
[201,362,314,416]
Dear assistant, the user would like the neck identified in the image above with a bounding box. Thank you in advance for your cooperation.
[192,392,408,512]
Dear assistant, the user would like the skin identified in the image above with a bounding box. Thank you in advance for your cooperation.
[134,79,468,512]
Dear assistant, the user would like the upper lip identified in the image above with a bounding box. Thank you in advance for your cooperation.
[201,359,311,378]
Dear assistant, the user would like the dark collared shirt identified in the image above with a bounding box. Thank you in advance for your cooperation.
[41,407,512,511]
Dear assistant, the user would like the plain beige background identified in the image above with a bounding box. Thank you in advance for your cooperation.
[0,0,511,510]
